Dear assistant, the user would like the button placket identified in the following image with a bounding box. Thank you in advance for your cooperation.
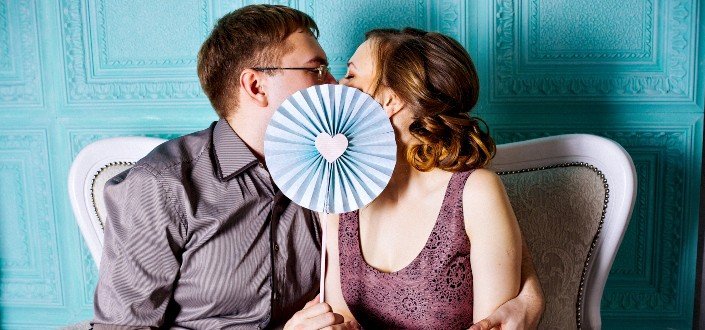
[270,192,283,308]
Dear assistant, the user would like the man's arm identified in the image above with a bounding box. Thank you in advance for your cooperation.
[92,166,184,329]
[470,239,545,330]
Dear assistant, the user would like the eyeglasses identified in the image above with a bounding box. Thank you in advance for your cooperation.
[252,64,330,82]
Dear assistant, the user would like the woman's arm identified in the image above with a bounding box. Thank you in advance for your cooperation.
[470,239,545,330]
[321,213,357,322]
[463,169,523,322]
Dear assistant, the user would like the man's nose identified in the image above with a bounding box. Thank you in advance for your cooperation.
[324,71,337,84]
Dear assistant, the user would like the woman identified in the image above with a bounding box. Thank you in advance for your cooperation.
[323,28,523,329]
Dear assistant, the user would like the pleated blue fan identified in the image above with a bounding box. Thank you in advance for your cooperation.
[264,84,397,213]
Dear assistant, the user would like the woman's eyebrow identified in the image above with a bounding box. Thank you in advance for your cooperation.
[347,61,357,69]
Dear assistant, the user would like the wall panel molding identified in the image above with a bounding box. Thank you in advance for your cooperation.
[0,0,43,107]
[610,156,654,280]
[601,131,687,315]
[490,0,698,103]
[219,1,302,16]
[436,0,463,43]
[0,129,60,305]
[0,0,11,71]
[0,160,32,270]
[308,0,429,76]
[79,239,97,308]
[60,0,208,105]
[68,130,196,158]
[92,0,209,71]
[527,0,654,61]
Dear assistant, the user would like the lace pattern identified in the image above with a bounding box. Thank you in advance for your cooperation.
[338,170,475,329]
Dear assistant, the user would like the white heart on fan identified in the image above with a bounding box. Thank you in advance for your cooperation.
[315,133,349,163]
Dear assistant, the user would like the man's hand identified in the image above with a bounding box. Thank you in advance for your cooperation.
[469,295,537,330]
[284,295,360,330]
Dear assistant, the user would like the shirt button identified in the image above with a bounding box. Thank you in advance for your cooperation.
[273,244,280,252]
[272,291,279,301]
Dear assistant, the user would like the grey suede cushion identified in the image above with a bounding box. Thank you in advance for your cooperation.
[499,165,605,330]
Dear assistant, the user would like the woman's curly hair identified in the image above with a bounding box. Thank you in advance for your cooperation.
[365,28,495,172]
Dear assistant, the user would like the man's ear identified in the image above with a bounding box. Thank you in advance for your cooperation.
[240,69,268,107]
[379,88,405,118]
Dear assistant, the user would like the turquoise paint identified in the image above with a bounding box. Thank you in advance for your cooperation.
[0,0,701,328]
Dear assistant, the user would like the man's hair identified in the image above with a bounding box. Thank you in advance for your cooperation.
[197,5,318,118]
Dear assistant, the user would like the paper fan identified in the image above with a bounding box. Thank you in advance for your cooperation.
[264,84,396,214]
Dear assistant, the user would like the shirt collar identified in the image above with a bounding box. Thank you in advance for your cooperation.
[212,118,259,181]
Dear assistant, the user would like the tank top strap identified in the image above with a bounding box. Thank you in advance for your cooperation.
[429,169,474,237]
[441,169,475,212]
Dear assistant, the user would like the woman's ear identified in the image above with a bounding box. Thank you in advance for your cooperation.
[379,88,405,118]
[240,69,268,107]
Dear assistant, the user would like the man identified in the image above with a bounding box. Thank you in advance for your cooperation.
[92,5,543,329]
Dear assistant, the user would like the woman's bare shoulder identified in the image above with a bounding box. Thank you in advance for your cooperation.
[463,168,506,198]
[462,168,514,229]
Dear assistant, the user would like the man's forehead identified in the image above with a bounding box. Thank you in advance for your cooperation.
[283,32,328,62]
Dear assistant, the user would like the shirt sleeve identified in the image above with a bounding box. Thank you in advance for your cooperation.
[92,165,185,329]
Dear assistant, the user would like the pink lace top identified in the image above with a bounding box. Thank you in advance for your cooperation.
[338,170,475,329]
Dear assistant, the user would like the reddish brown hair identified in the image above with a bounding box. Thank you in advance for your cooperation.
[197,5,318,118]
[365,28,495,172]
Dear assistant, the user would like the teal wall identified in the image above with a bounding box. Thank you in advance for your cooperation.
[0,0,702,328]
